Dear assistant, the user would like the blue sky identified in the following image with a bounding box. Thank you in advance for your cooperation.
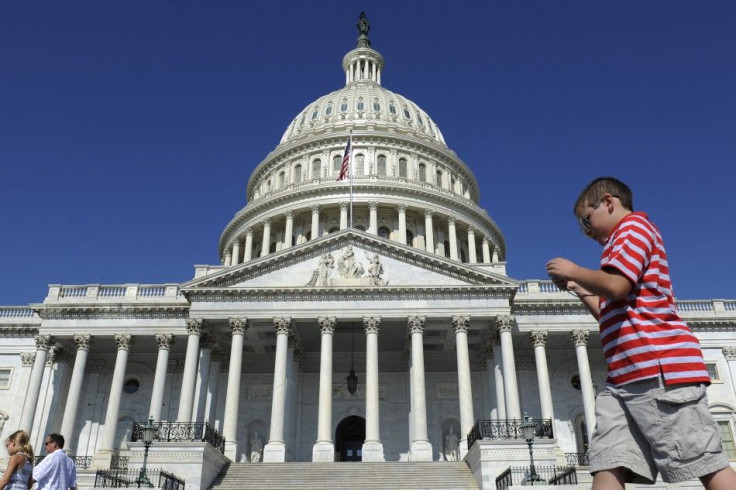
[1,1,734,305]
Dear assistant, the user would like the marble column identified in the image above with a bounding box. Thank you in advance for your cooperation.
[60,334,92,442]
[362,316,384,461]
[530,331,555,428]
[223,318,247,460]
[497,316,521,419]
[482,237,491,264]
[244,228,254,262]
[467,227,477,264]
[424,211,434,254]
[452,316,474,458]
[723,347,736,400]
[310,205,320,240]
[264,317,292,462]
[149,333,174,422]
[397,204,407,245]
[204,347,223,426]
[261,219,272,257]
[177,318,203,423]
[572,330,596,442]
[408,315,432,461]
[224,250,232,267]
[231,240,241,266]
[313,317,336,461]
[192,334,214,423]
[488,330,506,419]
[93,334,132,468]
[284,211,294,249]
[19,334,52,434]
[448,217,458,260]
[369,202,378,235]
[339,202,348,229]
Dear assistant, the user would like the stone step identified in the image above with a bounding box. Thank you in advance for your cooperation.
[210,461,479,489]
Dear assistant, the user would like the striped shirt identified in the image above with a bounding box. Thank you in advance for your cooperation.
[598,212,709,387]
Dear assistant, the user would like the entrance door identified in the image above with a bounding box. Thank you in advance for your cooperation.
[335,415,366,462]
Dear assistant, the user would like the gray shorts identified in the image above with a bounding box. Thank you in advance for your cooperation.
[589,375,729,483]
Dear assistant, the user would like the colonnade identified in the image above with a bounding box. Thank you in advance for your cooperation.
[223,203,501,267]
[19,317,609,463]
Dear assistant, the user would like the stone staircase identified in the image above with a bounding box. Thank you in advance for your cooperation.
[210,461,479,489]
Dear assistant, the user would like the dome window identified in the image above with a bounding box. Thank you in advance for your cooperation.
[403,108,411,119]
[377,155,387,176]
[389,104,397,115]
[340,99,348,112]
[325,103,333,116]
[357,98,365,111]
[332,155,342,174]
[311,107,319,120]
[294,164,302,184]
[278,171,285,189]
[399,158,408,178]
[418,163,426,182]
[416,113,424,125]
[373,100,381,112]
[355,154,365,176]
[312,159,321,179]
[299,114,306,127]
[378,226,390,238]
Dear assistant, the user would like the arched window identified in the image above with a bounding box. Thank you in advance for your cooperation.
[293,164,302,184]
[399,158,408,178]
[406,230,414,247]
[403,107,411,119]
[357,98,364,112]
[443,240,451,258]
[278,171,285,189]
[312,159,321,179]
[389,103,397,115]
[299,114,306,127]
[378,226,390,238]
[311,107,319,120]
[436,170,443,187]
[418,163,426,182]
[355,154,365,177]
[333,155,342,174]
[373,100,381,112]
[340,99,348,112]
[325,103,333,116]
[377,155,387,176]
[416,112,424,125]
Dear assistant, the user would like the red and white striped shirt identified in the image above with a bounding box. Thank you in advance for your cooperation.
[598,212,709,387]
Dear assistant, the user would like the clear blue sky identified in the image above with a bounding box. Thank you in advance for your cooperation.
[1,1,734,305]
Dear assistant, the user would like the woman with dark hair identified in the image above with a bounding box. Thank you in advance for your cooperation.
[0,430,33,489]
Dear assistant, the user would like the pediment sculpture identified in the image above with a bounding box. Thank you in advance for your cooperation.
[306,245,387,287]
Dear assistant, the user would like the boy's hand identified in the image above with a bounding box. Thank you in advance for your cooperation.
[546,257,579,283]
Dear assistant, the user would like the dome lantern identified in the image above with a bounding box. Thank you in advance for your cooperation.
[343,12,384,85]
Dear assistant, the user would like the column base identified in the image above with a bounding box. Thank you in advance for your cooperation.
[91,450,114,470]
[224,440,239,462]
[263,441,286,462]
[312,441,335,462]
[410,440,433,461]
[361,441,385,462]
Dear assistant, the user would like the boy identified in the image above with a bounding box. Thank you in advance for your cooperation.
[546,177,736,489]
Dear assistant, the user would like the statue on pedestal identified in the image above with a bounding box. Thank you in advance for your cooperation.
[444,426,459,461]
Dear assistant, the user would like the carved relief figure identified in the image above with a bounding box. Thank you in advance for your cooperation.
[338,245,364,278]
[366,253,387,285]
[444,426,459,461]
[306,253,335,286]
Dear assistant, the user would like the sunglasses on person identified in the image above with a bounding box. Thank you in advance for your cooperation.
[578,195,618,234]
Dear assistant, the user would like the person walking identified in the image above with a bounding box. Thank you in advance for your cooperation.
[32,434,77,490]
[0,430,33,490]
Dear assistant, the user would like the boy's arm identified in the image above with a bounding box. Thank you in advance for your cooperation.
[546,257,633,301]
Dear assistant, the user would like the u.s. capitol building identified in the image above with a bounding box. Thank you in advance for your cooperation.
[1,14,734,490]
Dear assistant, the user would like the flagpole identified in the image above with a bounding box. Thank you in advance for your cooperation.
[348,130,353,229]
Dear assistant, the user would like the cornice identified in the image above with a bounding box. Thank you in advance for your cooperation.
[0,326,38,338]
[34,305,190,320]
[511,301,590,316]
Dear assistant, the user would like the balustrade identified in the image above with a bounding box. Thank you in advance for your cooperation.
[0,307,34,318]
[131,421,225,454]
[467,418,553,449]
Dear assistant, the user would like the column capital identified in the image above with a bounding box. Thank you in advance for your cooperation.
[396,204,407,214]
[114,334,133,351]
[467,226,476,235]
[424,210,433,219]
[274,317,292,335]
[339,201,349,211]
[311,204,321,213]
[228,317,248,335]
[285,210,294,220]
[186,318,204,335]
[496,315,515,333]
[452,315,470,334]
[571,329,589,347]
[20,352,35,366]
[723,346,736,361]
[35,334,53,351]
[261,218,272,227]
[245,228,254,237]
[318,317,336,334]
[482,236,489,244]
[155,333,175,351]
[407,315,426,334]
[363,316,381,334]
[369,201,378,211]
[530,330,548,347]
[447,216,456,226]
[74,334,93,351]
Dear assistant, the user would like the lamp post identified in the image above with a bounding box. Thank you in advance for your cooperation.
[346,326,358,394]
[520,416,543,485]
[136,416,157,488]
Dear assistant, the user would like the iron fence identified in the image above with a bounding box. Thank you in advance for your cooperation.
[565,452,590,466]
[131,421,225,454]
[495,465,577,489]
[33,455,93,469]
[467,418,553,448]
[94,468,185,488]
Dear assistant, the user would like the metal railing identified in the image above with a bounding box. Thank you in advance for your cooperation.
[131,421,226,454]
[94,468,184,488]
[496,466,577,489]
[565,452,589,466]
[110,455,129,470]
[467,418,553,449]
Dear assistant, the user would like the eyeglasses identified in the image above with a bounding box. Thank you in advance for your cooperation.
[45,441,53,446]
[578,195,618,234]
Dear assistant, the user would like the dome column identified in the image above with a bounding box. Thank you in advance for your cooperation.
[284,211,294,249]
[231,239,241,266]
[339,202,349,230]
[467,227,477,264]
[261,219,271,257]
[408,316,432,461]
[482,237,491,264]
[244,228,254,261]
[369,202,378,235]
[311,205,320,239]
[448,217,458,260]
[424,211,434,254]
[313,317,335,461]
[223,250,232,267]
[397,205,407,244]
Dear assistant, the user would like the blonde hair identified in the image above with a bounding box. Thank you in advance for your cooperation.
[5,430,34,459]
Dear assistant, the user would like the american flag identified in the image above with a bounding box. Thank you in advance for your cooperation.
[336,136,351,181]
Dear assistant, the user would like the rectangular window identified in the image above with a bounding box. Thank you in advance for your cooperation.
[0,368,12,389]
[706,362,721,382]
[718,421,736,461]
